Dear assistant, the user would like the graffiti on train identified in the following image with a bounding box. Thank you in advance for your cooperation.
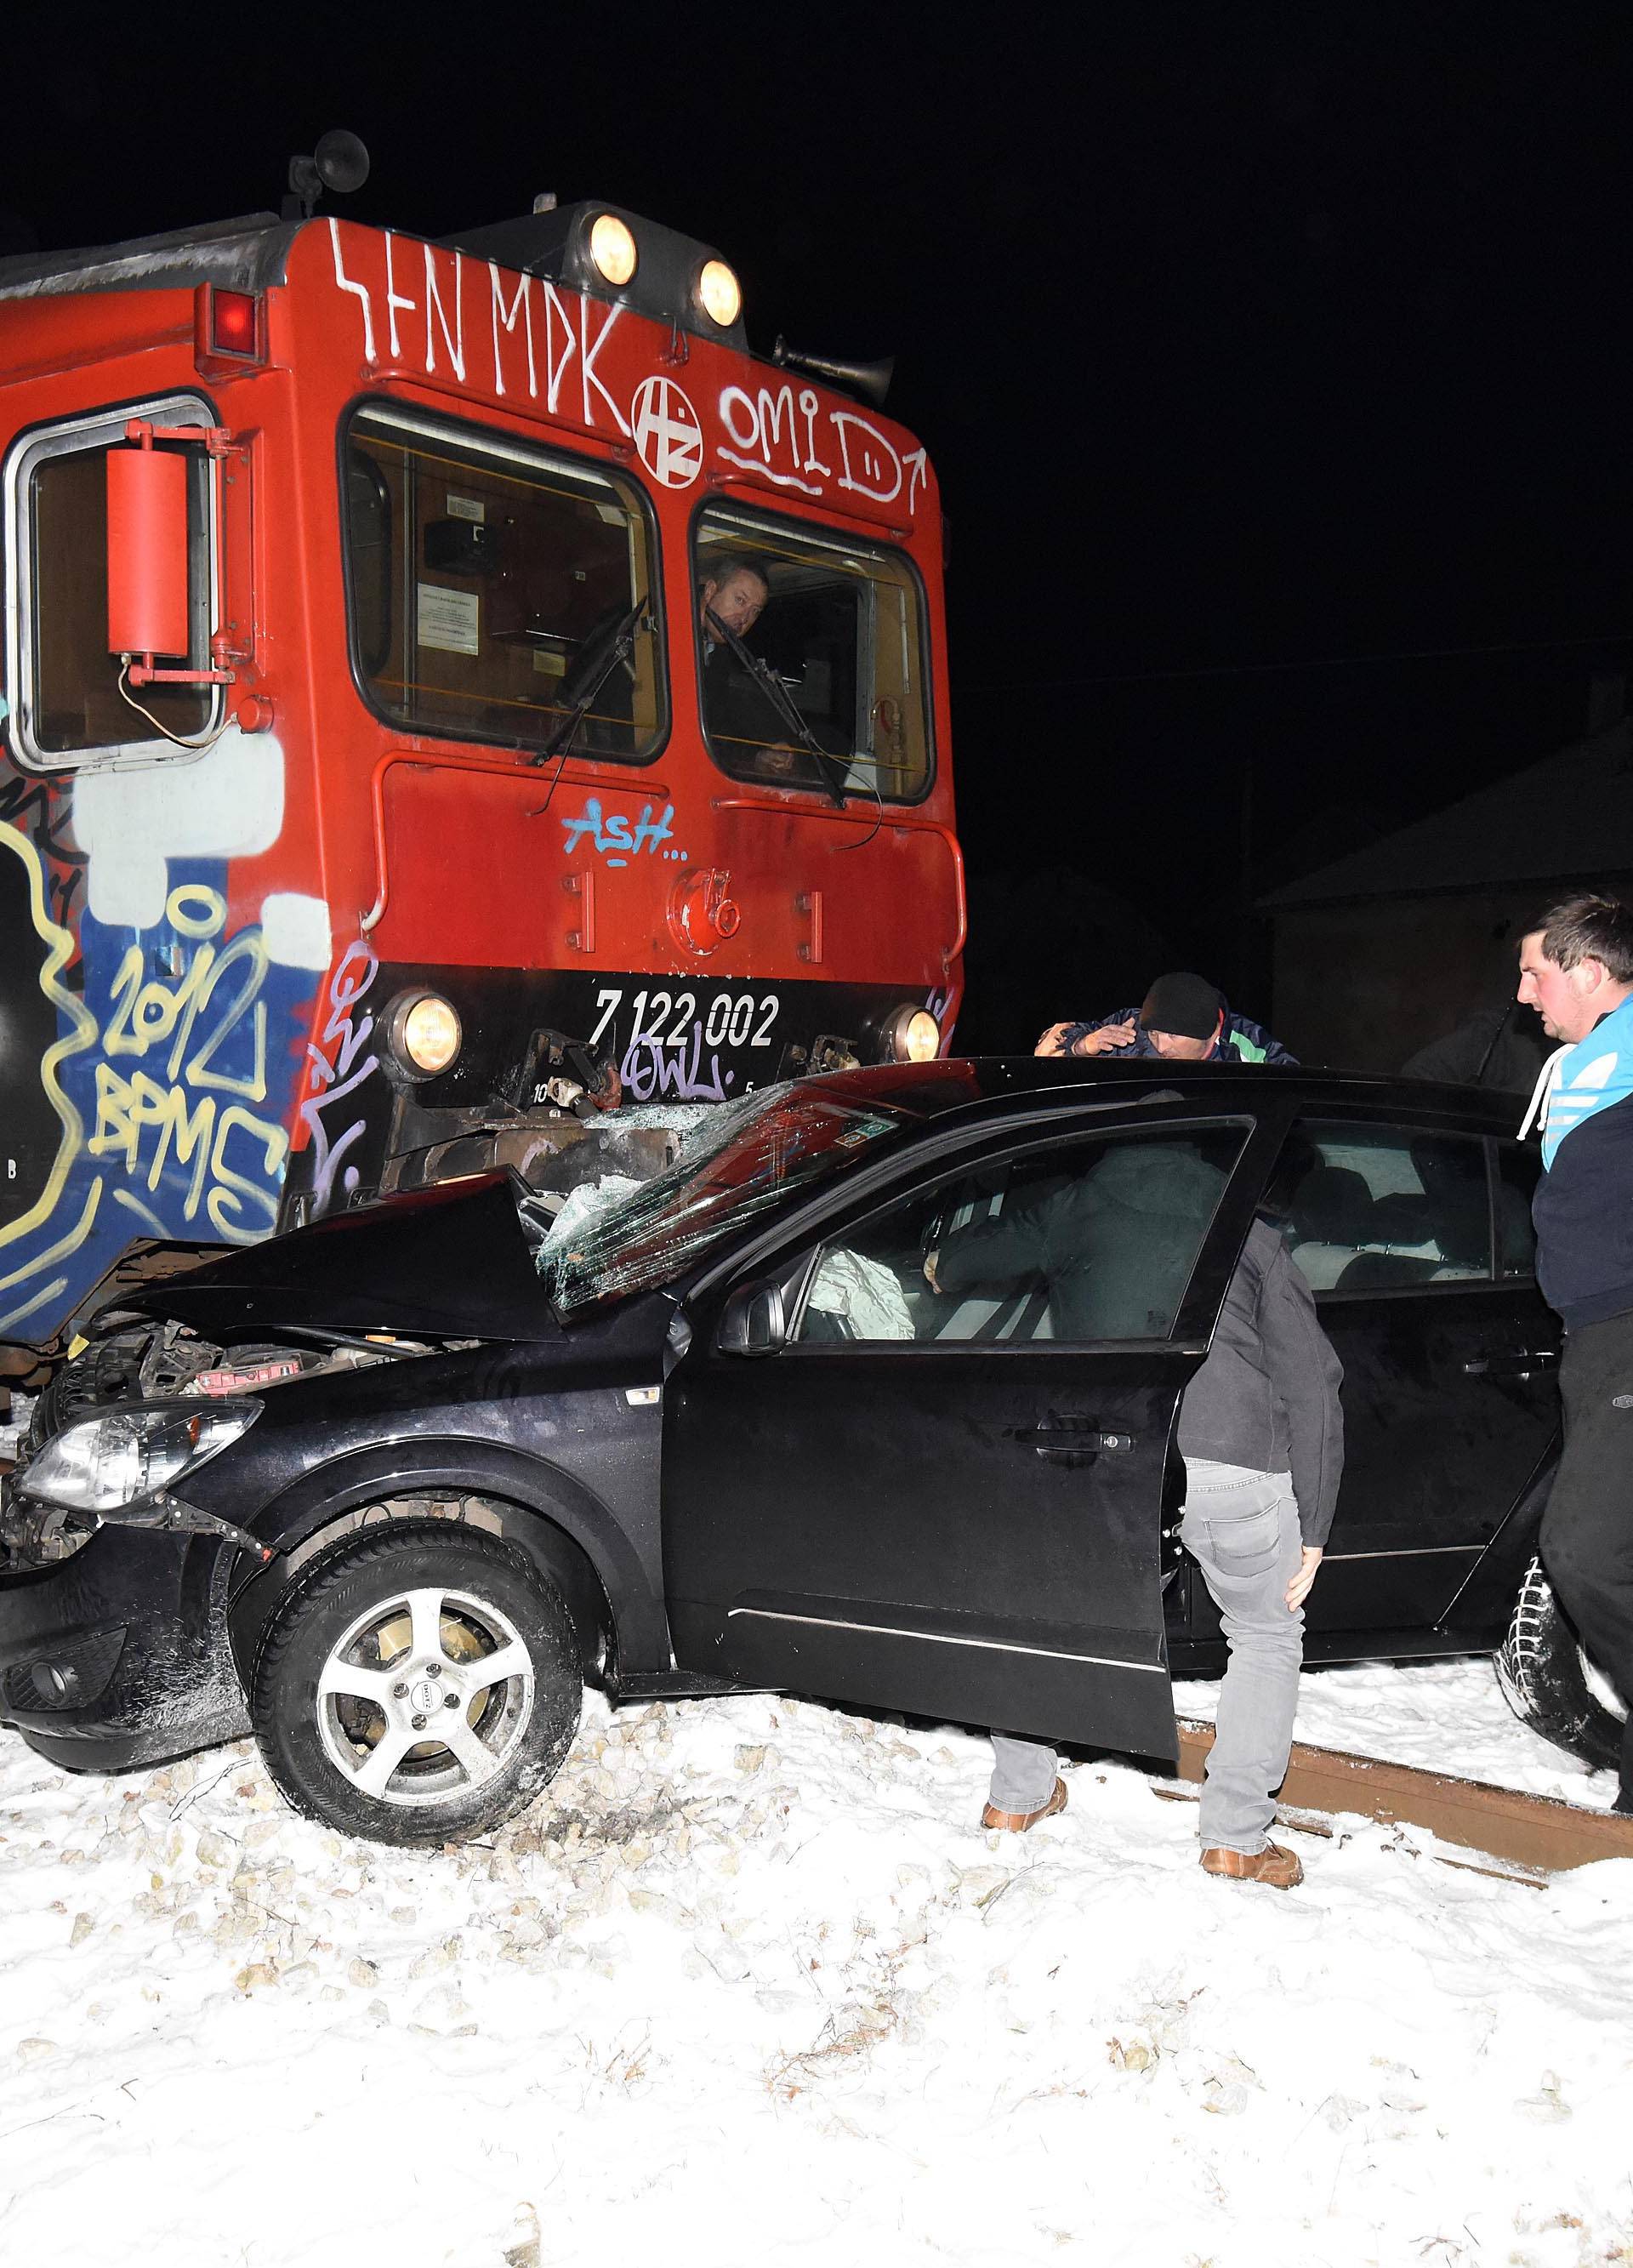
[0,827,316,1339]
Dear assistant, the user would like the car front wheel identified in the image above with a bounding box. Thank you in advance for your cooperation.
[250,1521,582,1846]
[1495,1554,1628,1774]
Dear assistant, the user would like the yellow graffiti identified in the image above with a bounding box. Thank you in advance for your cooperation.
[88,1066,287,1237]
[103,914,271,1103]
[0,822,101,1315]
[87,886,287,1239]
[0,850,290,1337]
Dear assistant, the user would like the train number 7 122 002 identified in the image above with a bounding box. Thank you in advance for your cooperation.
[588,986,781,1054]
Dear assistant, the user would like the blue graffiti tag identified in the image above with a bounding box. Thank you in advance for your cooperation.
[559,798,682,870]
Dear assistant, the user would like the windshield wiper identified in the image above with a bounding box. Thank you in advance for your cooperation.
[532,597,647,766]
[704,607,849,810]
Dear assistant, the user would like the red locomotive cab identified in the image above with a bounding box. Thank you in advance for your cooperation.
[0,170,963,1353]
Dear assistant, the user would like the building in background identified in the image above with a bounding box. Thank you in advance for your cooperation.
[1263,701,1633,1075]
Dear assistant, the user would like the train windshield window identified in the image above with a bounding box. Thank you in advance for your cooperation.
[3,396,222,768]
[693,505,932,802]
[344,404,666,761]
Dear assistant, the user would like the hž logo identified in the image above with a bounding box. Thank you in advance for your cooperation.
[630,376,703,488]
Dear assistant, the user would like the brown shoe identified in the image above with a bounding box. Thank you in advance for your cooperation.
[982,1778,1068,1833]
[1200,1841,1303,1889]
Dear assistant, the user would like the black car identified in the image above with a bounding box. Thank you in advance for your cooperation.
[0,1060,1617,1847]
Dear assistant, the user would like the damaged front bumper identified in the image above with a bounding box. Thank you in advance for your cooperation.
[0,1491,248,1772]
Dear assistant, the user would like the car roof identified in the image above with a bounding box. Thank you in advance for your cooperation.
[783,1057,1531,1143]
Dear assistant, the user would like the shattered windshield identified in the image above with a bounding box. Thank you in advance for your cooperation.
[538,1085,912,1317]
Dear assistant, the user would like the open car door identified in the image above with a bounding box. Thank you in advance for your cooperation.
[663,1108,1266,1764]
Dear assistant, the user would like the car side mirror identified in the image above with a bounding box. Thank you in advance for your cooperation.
[718,1281,786,1357]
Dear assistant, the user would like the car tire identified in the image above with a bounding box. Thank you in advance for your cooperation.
[250,1520,581,1847]
[1495,1554,1627,1773]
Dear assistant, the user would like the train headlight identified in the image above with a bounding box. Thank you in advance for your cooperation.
[883,1006,942,1063]
[696,259,742,328]
[390,992,462,1079]
[589,214,638,288]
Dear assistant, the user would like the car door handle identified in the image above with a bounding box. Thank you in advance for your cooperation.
[1463,1349,1560,1377]
[1014,1422,1136,1458]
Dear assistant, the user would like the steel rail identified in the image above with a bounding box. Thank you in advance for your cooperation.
[1165,1718,1633,1877]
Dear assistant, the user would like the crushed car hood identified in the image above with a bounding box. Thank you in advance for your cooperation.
[122,1175,564,1343]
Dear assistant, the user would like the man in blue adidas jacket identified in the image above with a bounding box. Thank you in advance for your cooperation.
[1037,971,1297,1065]
[1517,894,1633,1812]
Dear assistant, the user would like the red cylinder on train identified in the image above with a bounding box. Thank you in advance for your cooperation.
[105,444,190,658]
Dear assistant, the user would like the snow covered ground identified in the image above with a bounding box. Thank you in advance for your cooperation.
[1175,1656,1624,1809]
[3,1663,1630,2268]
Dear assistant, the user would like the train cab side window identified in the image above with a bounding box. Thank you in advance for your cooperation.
[3,398,222,767]
[342,403,665,762]
[693,504,932,802]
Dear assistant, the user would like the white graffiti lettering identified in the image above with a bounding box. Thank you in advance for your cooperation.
[300,940,380,1212]
[620,1027,732,1104]
[322,225,929,519]
[423,242,466,381]
[328,219,377,362]
[489,260,536,400]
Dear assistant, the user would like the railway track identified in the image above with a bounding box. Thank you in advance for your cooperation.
[1164,1719,1633,1881]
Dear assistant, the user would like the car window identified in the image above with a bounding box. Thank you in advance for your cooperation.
[789,1125,1245,1347]
[1494,1139,1539,1279]
[1277,1122,1492,1294]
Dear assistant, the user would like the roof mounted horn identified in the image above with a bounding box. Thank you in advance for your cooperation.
[772,335,894,409]
[283,132,371,222]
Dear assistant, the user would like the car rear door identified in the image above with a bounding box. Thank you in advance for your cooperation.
[662,1107,1271,1763]
[1231,1114,1558,1639]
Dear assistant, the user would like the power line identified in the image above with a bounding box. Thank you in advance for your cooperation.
[959,629,1633,694]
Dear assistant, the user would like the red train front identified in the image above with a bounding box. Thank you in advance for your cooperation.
[0,179,963,1352]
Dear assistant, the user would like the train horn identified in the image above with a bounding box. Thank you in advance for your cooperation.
[772,336,895,408]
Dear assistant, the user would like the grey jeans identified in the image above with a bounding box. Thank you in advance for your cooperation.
[989,1458,1306,1854]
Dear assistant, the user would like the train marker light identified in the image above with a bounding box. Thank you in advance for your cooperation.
[210,290,260,357]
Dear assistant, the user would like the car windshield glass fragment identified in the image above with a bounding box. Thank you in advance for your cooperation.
[538,1084,912,1315]
[344,404,664,761]
[693,504,931,801]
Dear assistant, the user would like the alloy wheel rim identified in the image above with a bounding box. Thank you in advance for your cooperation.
[314,1583,536,1807]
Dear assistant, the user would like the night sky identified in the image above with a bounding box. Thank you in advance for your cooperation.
[9,2,1632,1049]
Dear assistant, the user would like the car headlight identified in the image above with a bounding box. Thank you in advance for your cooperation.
[24,1402,260,1514]
[881,1006,942,1063]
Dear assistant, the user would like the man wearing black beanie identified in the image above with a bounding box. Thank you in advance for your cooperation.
[1038,972,1295,1064]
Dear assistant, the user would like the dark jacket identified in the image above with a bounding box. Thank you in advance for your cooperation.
[1057,1005,1297,1065]
[934,1144,1227,1343]
[1177,1218,1345,1547]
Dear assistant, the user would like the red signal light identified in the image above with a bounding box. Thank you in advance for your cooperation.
[210,290,260,357]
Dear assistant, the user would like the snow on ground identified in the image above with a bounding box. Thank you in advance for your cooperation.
[3,1671,1632,2268]
[1175,1656,1624,1809]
